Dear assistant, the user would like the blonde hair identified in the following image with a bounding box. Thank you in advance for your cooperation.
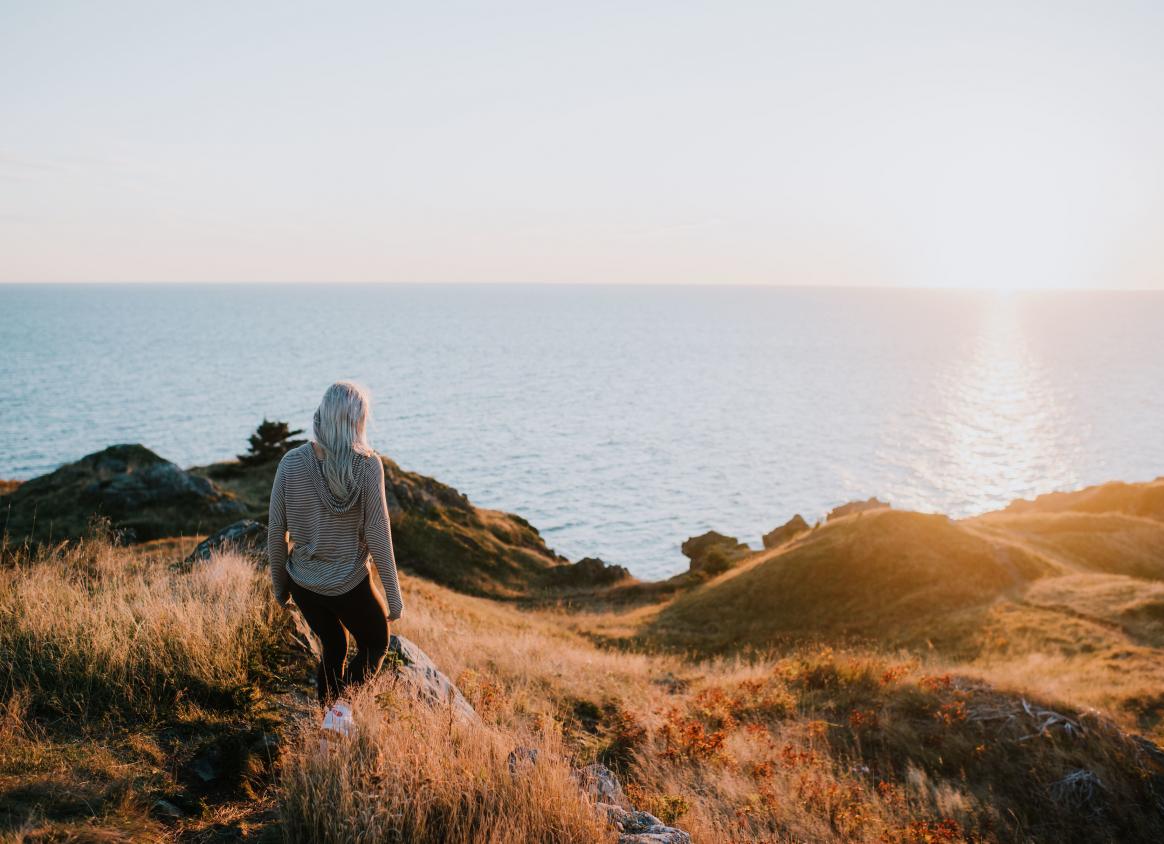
[313,381,375,498]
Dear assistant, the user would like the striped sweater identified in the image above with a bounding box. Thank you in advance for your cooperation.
[267,442,404,620]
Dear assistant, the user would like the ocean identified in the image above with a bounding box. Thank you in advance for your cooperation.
[2,283,1162,579]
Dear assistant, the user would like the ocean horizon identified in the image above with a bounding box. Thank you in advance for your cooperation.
[3,282,1163,579]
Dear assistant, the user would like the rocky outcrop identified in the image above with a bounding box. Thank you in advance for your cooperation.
[0,444,244,546]
[762,513,809,549]
[826,496,890,521]
[184,519,267,565]
[545,556,632,588]
[681,530,751,576]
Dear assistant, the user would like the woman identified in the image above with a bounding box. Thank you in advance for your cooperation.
[267,381,404,708]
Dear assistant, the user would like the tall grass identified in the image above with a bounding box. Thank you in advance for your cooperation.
[0,527,288,719]
[279,675,615,844]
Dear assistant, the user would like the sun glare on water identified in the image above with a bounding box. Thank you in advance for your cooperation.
[935,291,1082,512]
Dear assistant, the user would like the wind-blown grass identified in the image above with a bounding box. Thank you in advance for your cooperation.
[0,522,288,719]
[279,676,615,844]
[2,515,1163,842]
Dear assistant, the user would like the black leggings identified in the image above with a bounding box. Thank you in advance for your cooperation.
[289,574,390,707]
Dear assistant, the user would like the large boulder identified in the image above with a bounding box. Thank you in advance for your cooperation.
[826,496,891,522]
[0,444,244,546]
[185,519,267,565]
[762,514,809,549]
[681,530,751,576]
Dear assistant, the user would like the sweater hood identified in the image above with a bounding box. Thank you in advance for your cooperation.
[301,443,368,514]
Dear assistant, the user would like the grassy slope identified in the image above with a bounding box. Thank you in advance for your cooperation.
[4,473,1164,841]
[638,509,1053,654]
[4,533,1164,842]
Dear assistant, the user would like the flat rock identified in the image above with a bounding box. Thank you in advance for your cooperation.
[150,799,184,820]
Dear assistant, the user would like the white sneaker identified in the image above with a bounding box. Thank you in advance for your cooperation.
[319,698,354,752]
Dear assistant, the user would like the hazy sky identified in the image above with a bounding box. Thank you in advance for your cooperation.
[2,1,1162,288]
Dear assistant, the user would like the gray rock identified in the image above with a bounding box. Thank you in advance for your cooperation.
[762,513,809,549]
[599,805,692,844]
[151,799,184,820]
[597,804,666,832]
[585,768,693,843]
[385,634,478,722]
[185,519,267,564]
[188,752,219,783]
[619,830,692,844]
[575,763,627,807]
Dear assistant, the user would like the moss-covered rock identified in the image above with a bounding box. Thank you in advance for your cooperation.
[1,444,244,547]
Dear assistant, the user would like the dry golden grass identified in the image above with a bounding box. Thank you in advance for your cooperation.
[279,676,616,844]
[970,510,1164,580]
[4,504,1164,843]
[385,575,1164,842]
[0,521,288,719]
[0,523,291,840]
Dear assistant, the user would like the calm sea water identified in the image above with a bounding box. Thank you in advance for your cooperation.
[2,283,1162,579]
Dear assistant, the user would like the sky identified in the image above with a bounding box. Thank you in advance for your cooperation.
[2,1,1163,289]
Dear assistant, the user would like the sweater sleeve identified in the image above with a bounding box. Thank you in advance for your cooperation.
[267,456,291,606]
[364,454,404,621]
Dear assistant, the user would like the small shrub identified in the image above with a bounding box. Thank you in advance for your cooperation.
[238,418,306,466]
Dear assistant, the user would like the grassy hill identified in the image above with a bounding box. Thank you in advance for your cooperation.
[640,509,1052,654]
